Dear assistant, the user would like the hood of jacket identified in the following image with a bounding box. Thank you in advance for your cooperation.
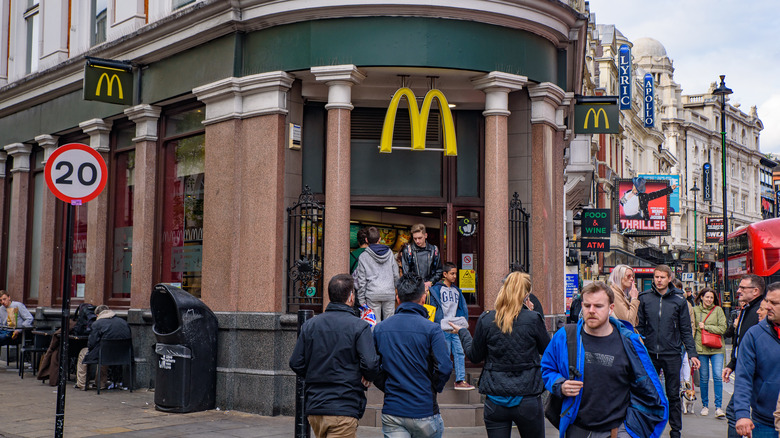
[96,310,116,320]
[366,244,393,261]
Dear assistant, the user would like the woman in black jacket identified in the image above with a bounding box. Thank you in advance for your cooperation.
[450,272,550,438]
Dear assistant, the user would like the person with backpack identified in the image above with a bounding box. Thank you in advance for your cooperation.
[541,281,668,438]
[75,305,131,390]
[451,272,550,437]
[401,224,442,291]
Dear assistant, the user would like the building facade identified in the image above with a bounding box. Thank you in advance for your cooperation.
[1,0,588,414]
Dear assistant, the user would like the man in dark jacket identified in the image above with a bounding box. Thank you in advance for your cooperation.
[724,274,766,437]
[373,275,452,437]
[289,274,380,438]
[637,265,699,438]
[401,224,443,290]
[75,305,131,390]
[733,282,780,438]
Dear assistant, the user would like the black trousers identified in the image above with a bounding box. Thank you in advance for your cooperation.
[483,395,545,438]
[651,353,682,438]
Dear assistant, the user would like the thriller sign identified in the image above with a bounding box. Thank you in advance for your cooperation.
[615,177,673,237]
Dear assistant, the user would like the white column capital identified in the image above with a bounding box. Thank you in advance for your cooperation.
[4,143,33,172]
[0,151,7,178]
[311,65,366,110]
[79,119,113,153]
[124,104,162,142]
[193,71,295,125]
[34,134,59,164]
[528,82,566,128]
[558,92,576,132]
[472,72,528,117]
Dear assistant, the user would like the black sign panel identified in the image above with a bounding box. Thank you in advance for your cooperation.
[703,163,712,202]
[84,62,133,105]
[581,209,611,238]
[705,217,724,243]
[580,239,610,252]
[574,102,619,134]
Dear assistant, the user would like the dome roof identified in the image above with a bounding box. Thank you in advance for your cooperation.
[633,37,667,58]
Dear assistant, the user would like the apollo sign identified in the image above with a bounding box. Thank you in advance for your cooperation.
[644,73,654,128]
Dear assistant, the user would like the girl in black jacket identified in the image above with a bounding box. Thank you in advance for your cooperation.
[451,272,550,438]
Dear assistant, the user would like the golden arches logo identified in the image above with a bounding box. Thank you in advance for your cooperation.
[96,73,123,99]
[379,88,457,156]
[583,107,609,129]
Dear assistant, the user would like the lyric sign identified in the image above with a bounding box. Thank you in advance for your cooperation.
[619,45,632,110]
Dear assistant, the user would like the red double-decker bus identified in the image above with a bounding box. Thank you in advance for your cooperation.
[720,217,780,306]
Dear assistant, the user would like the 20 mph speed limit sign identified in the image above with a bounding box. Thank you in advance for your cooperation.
[44,143,108,204]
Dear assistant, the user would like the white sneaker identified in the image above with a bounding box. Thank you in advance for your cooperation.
[715,408,726,418]
[700,407,709,416]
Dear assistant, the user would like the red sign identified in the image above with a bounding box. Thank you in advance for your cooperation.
[615,178,673,237]
[44,143,108,204]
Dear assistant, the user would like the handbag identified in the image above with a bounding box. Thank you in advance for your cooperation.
[700,307,722,349]
[423,292,436,322]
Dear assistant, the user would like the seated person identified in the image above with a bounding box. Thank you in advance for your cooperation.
[75,305,131,390]
[0,290,34,345]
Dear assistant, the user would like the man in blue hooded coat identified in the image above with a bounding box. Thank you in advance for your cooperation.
[542,281,668,438]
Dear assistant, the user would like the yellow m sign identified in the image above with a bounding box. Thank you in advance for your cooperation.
[96,72,123,99]
[583,107,609,129]
[379,88,457,156]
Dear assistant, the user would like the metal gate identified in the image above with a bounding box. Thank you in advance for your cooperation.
[286,186,325,313]
[509,192,530,273]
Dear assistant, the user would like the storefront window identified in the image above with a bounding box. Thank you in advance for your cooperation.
[28,149,45,301]
[160,134,205,297]
[4,168,13,290]
[110,146,134,299]
[70,203,88,298]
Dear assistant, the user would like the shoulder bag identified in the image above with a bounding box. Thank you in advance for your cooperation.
[700,307,722,349]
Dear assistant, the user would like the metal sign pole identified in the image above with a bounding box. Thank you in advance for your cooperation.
[54,202,74,438]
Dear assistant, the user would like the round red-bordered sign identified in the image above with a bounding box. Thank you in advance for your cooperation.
[44,143,108,204]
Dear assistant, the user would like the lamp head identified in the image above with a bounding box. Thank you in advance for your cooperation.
[661,239,669,254]
[713,75,733,99]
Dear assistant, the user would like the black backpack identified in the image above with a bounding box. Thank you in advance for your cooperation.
[71,303,97,336]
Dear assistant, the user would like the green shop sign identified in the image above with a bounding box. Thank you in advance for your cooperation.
[574,97,619,134]
[83,58,133,105]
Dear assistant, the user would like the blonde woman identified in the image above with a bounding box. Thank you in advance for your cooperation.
[450,272,550,438]
[607,264,639,327]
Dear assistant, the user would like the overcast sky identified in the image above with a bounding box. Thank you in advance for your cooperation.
[587,0,780,155]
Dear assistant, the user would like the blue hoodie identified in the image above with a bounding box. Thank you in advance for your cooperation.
[541,317,668,438]
[373,302,452,418]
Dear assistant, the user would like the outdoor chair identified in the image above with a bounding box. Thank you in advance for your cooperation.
[20,332,50,378]
[83,338,134,394]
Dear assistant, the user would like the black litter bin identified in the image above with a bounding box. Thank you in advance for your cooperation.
[151,283,218,413]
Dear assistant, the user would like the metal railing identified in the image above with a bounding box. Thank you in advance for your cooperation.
[286,186,325,313]
[509,192,531,273]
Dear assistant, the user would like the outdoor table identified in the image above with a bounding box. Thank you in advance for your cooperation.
[0,325,35,369]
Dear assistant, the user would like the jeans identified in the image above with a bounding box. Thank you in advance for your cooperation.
[443,332,466,382]
[0,330,17,346]
[483,396,544,438]
[750,421,780,438]
[698,353,724,409]
[381,413,444,438]
[565,423,631,438]
[651,353,682,438]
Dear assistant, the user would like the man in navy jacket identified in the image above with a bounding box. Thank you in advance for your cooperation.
[289,274,381,438]
[734,283,780,438]
[374,275,452,438]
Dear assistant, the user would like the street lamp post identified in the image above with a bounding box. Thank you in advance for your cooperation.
[713,75,733,307]
[690,181,700,273]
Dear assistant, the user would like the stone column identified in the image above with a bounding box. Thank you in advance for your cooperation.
[3,143,32,300]
[311,65,365,308]
[194,71,295,312]
[124,105,161,309]
[34,134,59,306]
[528,83,566,316]
[79,119,112,305]
[0,153,6,287]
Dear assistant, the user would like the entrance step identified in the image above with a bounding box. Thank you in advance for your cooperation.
[359,403,485,428]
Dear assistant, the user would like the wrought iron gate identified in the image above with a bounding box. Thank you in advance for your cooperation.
[286,186,325,313]
[509,192,530,273]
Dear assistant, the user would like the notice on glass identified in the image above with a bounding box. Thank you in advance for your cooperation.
[459,269,476,293]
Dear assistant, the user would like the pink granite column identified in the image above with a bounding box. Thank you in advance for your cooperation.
[473,73,527,311]
[3,143,32,300]
[312,65,365,308]
[124,105,161,309]
[34,135,60,307]
[79,119,112,305]
[194,72,295,312]
[528,83,566,316]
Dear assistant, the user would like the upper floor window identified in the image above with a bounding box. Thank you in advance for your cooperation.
[24,0,40,74]
[92,0,108,45]
[173,0,197,9]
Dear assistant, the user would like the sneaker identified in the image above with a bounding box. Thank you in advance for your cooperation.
[715,408,726,418]
[454,381,475,391]
[700,407,709,416]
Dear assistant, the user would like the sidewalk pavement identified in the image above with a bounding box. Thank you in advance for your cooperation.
[0,364,733,437]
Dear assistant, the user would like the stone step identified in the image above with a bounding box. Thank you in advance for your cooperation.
[359,403,485,428]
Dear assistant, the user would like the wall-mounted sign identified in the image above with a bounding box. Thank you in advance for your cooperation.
[581,208,611,238]
[618,45,632,110]
[643,73,654,128]
[83,58,133,105]
[459,269,476,293]
[705,217,724,243]
[565,273,578,315]
[458,217,477,236]
[380,88,457,156]
[703,163,713,202]
[574,102,619,134]
[615,177,672,236]
[639,174,680,213]
[580,238,610,252]
[289,123,302,150]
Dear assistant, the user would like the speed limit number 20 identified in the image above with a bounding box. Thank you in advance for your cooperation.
[44,143,108,204]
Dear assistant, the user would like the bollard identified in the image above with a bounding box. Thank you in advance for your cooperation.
[294,309,314,438]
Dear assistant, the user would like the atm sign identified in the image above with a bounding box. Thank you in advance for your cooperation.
[580,238,610,252]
